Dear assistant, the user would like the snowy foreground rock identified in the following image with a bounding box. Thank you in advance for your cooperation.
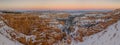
[0,21,23,45]
[71,21,120,45]
[0,34,23,45]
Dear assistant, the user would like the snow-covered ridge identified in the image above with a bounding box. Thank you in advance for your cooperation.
[0,20,23,45]
[71,20,120,45]
[0,34,23,45]
[0,20,37,45]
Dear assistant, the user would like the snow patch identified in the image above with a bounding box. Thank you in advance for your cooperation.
[0,34,23,45]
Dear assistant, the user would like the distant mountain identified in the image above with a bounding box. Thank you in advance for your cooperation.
[0,9,112,14]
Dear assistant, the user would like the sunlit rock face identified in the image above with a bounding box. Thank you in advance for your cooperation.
[0,9,120,45]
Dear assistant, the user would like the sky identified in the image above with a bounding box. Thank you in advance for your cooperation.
[0,0,120,10]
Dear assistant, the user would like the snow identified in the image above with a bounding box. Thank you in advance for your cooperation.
[70,26,79,36]
[57,24,64,29]
[95,19,105,22]
[0,20,23,45]
[0,33,23,45]
[0,25,14,38]
[71,21,120,45]
[115,11,120,15]
[25,35,36,42]
[39,15,49,18]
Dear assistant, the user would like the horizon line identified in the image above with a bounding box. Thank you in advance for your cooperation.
[0,8,115,10]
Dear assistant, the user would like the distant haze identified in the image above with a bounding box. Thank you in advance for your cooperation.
[0,0,120,10]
